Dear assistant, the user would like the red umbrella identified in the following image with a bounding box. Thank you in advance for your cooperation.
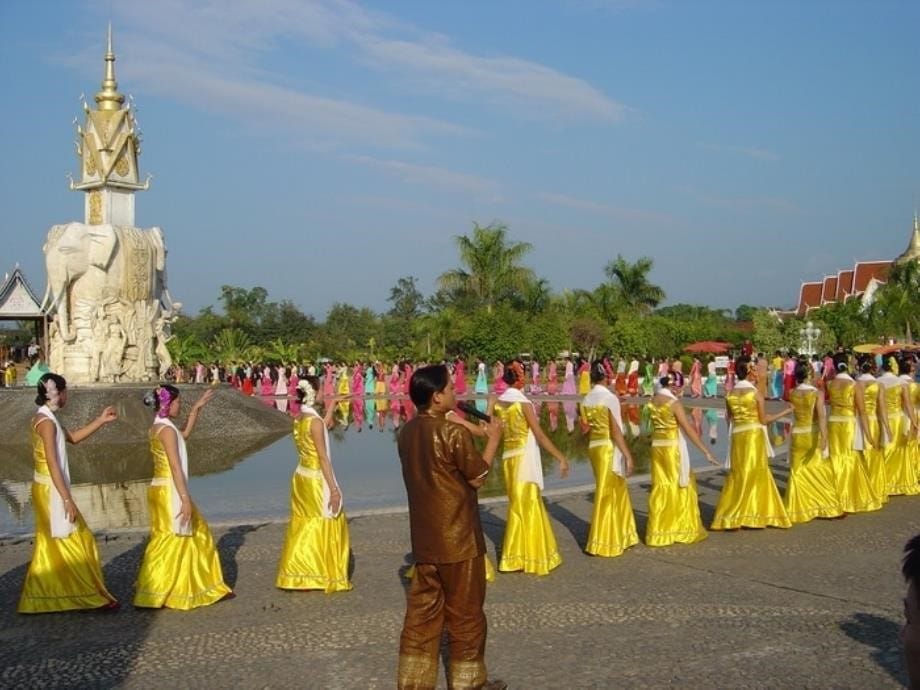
[683,341,731,354]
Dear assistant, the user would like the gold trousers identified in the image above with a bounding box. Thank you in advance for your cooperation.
[398,555,487,690]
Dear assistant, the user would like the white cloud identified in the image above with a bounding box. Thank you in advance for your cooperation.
[345,155,503,200]
[356,36,625,123]
[540,192,673,223]
[698,142,781,162]
[697,193,799,213]
[90,0,624,131]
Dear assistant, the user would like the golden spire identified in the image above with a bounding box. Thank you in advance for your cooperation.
[94,23,125,111]
[895,212,920,264]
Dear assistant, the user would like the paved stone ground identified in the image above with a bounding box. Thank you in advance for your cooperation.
[0,461,914,689]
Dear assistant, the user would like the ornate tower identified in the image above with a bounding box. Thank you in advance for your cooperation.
[71,24,149,227]
[894,212,920,265]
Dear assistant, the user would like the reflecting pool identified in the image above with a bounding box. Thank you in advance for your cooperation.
[0,396,766,536]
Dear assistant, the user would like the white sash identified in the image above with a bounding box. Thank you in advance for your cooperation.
[498,388,545,490]
[36,406,75,539]
[724,381,774,468]
[657,389,691,487]
[153,417,192,536]
[301,407,342,518]
[584,385,626,477]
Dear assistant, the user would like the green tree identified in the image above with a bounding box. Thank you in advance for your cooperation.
[603,255,665,314]
[211,328,253,362]
[438,222,536,313]
[219,285,270,332]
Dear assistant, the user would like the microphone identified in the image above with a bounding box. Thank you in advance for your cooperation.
[456,401,491,423]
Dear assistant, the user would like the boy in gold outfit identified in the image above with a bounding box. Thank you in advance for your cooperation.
[397,364,503,689]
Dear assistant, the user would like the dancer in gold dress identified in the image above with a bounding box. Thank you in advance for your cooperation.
[489,360,569,575]
[897,356,919,476]
[645,373,719,546]
[711,357,792,530]
[783,361,843,523]
[19,373,119,613]
[878,358,920,496]
[826,358,885,511]
[134,386,232,609]
[856,358,888,505]
[580,361,639,557]
[276,377,352,592]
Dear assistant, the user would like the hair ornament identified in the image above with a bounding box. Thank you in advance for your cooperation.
[44,378,61,410]
[157,386,174,417]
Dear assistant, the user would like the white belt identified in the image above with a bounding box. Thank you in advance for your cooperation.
[828,415,855,423]
[150,477,171,487]
[792,425,818,435]
[651,439,679,447]
[33,471,51,485]
[588,439,613,449]
[731,423,764,434]
[502,449,525,460]
[295,466,324,480]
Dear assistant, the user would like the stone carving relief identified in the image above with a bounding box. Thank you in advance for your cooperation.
[42,221,179,383]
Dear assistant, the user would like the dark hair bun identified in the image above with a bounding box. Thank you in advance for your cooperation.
[143,390,158,408]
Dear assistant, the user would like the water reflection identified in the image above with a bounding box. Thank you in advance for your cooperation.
[0,396,735,536]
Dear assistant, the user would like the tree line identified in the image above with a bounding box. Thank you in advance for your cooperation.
[169,222,920,365]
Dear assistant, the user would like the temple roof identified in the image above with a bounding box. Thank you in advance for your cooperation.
[0,266,45,318]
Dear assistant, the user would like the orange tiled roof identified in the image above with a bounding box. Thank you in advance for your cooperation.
[836,270,854,301]
[796,282,823,317]
[821,275,838,303]
[852,261,891,293]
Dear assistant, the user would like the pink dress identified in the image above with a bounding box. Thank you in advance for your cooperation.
[323,364,335,398]
[493,363,508,394]
[454,361,467,395]
[689,359,702,398]
[547,361,558,395]
[351,366,364,397]
[561,361,576,396]
[389,366,401,396]
[530,361,541,394]
[260,368,273,396]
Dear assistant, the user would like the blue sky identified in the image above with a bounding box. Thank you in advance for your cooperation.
[1,0,918,317]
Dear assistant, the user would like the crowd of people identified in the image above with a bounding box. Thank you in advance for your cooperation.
[12,343,920,687]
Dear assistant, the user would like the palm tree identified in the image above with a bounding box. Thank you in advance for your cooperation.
[167,334,206,368]
[603,254,665,314]
[438,222,535,313]
[873,259,920,339]
[211,328,254,363]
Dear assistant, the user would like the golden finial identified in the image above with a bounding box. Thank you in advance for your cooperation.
[94,23,125,111]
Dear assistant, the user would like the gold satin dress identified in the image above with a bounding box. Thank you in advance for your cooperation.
[826,383,883,512]
[577,370,591,396]
[582,404,639,556]
[882,383,920,496]
[495,401,562,575]
[133,432,232,609]
[783,388,842,523]
[911,381,920,475]
[860,381,889,504]
[711,389,791,530]
[276,415,352,592]
[18,418,117,613]
[645,401,708,546]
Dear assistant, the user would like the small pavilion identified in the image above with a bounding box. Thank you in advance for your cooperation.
[0,265,48,362]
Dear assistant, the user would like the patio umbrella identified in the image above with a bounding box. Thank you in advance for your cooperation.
[853,343,881,354]
[683,341,731,354]
[25,361,50,385]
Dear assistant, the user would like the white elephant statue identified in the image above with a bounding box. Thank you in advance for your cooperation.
[42,222,176,383]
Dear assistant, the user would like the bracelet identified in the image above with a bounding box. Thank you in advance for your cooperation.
[63,498,72,504]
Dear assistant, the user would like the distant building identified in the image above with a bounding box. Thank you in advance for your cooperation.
[792,215,920,317]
